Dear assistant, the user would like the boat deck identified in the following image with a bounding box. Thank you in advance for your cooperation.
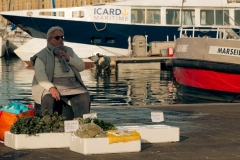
[114,56,173,71]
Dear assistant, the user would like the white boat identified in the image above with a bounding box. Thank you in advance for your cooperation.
[1,0,240,68]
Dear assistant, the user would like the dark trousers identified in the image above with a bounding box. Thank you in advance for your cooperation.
[35,92,91,120]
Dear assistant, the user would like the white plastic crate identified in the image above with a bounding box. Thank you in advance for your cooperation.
[4,131,71,150]
[70,135,141,155]
[116,124,180,143]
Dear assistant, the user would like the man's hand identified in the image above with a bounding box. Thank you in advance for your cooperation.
[49,87,61,101]
[58,49,70,62]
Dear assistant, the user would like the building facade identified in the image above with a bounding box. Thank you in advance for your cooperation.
[0,0,115,22]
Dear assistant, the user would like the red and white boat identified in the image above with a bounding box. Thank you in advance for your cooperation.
[170,27,240,102]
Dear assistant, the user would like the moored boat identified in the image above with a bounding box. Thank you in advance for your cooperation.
[1,0,240,68]
[169,27,240,102]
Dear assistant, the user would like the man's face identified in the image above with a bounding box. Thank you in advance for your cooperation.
[48,30,64,46]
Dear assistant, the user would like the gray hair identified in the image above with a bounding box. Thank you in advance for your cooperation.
[46,26,64,39]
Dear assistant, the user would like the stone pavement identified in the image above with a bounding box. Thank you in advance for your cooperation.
[1,103,240,160]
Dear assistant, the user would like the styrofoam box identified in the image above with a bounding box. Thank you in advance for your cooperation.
[4,131,71,150]
[116,124,180,143]
[70,135,141,155]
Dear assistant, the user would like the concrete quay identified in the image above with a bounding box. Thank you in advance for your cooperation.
[1,103,240,160]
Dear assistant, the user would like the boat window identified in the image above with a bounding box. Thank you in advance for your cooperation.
[234,10,240,26]
[131,9,145,23]
[146,9,160,24]
[182,10,195,25]
[200,10,214,25]
[72,11,84,18]
[39,11,65,17]
[166,9,180,25]
[91,37,101,44]
[105,37,115,43]
[216,10,229,25]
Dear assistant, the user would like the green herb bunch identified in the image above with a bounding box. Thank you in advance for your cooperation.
[10,110,66,135]
[41,111,66,133]
[10,116,46,135]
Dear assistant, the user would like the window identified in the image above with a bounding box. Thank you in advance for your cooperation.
[216,10,229,25]
[166,9,180,25]
[131,9,145,23]
[72,11,84,18]
[200,10,214,25]
[200,10,229,25]
[146,9,160,24]
[39,11,65,17]
[105,37,115,43]
[182,10,195,25]
[91,37,101,44]
[235,10,240,26]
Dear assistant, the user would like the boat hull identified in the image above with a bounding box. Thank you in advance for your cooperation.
[1,15,179,47]
[1,15,217,49]
[173,66,240,102]
[14,38,127,69]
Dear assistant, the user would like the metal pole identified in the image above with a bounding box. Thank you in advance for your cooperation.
[145,35,148,56]
[180,0,185,28]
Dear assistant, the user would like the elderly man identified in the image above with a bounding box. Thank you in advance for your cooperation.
[31,26,91,119]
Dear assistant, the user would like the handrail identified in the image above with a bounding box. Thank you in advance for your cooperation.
[179,26,240,39]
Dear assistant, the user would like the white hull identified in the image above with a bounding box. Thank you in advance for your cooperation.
[14,38,129,68]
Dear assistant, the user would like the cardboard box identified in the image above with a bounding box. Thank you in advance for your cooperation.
[116,124,180,143]
[70,135,141,155]
[4,131,71,150]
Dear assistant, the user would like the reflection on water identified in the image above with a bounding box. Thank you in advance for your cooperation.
[0,56,178,106]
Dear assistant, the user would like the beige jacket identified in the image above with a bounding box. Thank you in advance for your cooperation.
[30,44,87,104]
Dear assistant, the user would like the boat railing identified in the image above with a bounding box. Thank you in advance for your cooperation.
[179,26,240,40]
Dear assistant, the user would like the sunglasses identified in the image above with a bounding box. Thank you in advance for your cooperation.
[51,36,64,40]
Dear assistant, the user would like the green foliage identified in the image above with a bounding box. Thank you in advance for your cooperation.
[10,110,66,135]
[84,118,116,131]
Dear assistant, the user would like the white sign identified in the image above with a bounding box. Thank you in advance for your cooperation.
[64,120,79,132]
[209,46,240,57]
[83,112,97,119]
[91,7,131,24]
[151,112,164,122]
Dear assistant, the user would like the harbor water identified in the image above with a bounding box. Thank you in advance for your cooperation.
[0,55,212,133]
[0,55,177,107]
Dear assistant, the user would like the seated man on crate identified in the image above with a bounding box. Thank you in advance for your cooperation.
[30,26,91,119]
